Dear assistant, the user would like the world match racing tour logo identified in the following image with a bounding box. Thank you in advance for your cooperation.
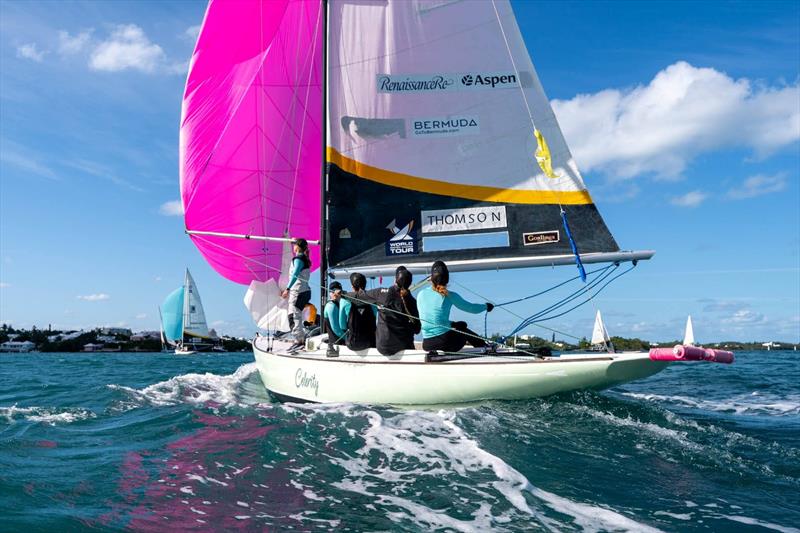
[385,218,418,256]
[377,71,520,93]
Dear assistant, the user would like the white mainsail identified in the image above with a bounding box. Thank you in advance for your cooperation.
[182,269,211,339]
[683,316,695,346]
[591,310,610,346]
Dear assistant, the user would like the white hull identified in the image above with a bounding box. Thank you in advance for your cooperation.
[175,347,197,356]
[252,336,669,405]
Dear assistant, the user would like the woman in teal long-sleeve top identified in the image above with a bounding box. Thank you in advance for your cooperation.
[417,261,493,353]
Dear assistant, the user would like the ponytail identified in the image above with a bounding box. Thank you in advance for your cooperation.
[432,283,448,297]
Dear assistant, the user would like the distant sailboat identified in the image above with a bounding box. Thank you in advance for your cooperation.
[160,269,217,355]
[683,316,695,346]
[591,310,614,353]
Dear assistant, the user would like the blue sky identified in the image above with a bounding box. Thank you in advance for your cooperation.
[1,0,798,343]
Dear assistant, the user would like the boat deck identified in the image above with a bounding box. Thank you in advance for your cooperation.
[254,335,641,365]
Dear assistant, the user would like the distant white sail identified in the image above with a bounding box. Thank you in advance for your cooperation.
[591,310,610,345]
[683,316,695,346]
[183,269,211,339]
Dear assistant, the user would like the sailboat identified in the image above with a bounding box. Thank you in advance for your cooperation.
[591,310,614,353]
[159,269,216,355]
[178,0,730,403]
[683,315,695,346]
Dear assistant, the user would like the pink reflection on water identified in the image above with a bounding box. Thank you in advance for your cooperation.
[99,409,311,530]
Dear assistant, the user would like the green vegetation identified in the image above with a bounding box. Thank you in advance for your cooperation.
[0,324,252,353]
[488,329,796,352]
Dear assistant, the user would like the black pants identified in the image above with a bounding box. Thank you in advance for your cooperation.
[422,321,486,353]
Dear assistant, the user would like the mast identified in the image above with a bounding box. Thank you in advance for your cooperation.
[158,306,166,351]
[319,0,329,333]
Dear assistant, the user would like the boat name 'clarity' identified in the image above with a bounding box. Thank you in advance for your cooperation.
[295,368,320,397]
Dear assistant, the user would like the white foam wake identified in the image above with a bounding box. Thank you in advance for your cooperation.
[318,406,663,532]
[108,363,261,408]
[621,392,800,416]
[0,404,96,425]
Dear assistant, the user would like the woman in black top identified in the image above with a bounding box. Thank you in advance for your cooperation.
[361,267,421,356]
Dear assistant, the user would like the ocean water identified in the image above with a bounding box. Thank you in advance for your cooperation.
[1,351,798,532]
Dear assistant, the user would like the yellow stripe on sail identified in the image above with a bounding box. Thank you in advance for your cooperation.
[534,129,560,180]
[327,148,593,205]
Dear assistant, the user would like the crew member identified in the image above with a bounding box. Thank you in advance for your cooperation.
[322,281,346,345]
[416,260,493,353]
[339,272,377,351]
[359,266,420,355]
[281,238,311,351]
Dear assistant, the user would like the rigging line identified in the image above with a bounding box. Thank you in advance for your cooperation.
[496,265,612,307]
[502,265,619,337]
[505,265,619,337]
[524,264,619,322]
[530,263,637,325]
[447,278,582,341]
[192,234,543,358]
[490,0,589,284]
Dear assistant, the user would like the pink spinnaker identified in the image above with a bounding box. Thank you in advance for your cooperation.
[180,0,323,284]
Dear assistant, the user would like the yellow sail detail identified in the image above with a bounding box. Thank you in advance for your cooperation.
[534,129,560,179]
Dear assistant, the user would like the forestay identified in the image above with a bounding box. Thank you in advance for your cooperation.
[326,0,620,276]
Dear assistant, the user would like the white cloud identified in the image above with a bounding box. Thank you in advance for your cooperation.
[89,24,165,73]
[0,144,59,180]
[154,276,162,282]
[16,43,45,62]
[723,309,767,325]
[58,30,92,54]
[701,299,749,313]
[670,190,708,208]
[135,313,148,319]
[184,25,201,41]
[0,282,10,289]
[727,173,787,199]
[159,199,184,216]
[77,293,110,301]
[552,61,800,179]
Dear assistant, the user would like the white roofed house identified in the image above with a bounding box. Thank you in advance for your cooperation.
[0,340,36,352]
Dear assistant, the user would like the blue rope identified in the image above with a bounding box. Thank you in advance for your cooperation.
[561,208,587,282]
[496,264,612,307]
[503,262,636,340]
[504,266,617,339]
[529,263,637,324]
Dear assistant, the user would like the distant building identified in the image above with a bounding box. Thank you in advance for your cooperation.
[100,327,132,336]
[131,331,160,341]
[0,340,36,352]
[83,343,105,352]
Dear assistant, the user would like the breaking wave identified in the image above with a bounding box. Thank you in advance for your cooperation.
[620,391,800,416]
[107,363,264,409]
[0,404,97,425]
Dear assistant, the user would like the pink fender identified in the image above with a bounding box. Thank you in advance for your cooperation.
[704,348,734,364]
